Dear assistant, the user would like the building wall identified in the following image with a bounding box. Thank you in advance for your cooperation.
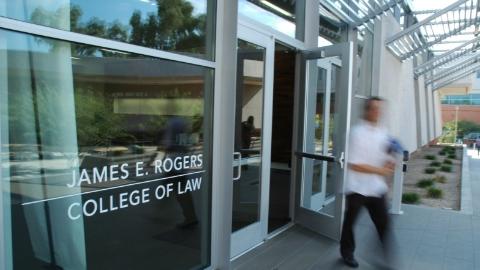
[433,90,443,137]
[414,68,429,146]
[442,105,480,125]
[373,14,419,153]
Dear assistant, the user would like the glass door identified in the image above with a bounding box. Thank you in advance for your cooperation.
[293,42,353,240]
[231,25,274,257]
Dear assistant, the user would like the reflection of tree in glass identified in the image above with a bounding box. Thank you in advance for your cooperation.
[30,1,207,56]
[9,81,78,151]
[75,87,128,147]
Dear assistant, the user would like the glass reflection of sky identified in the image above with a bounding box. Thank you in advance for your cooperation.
[238,0,295,38]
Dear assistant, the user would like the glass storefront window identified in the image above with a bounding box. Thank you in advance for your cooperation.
[0,29,212,270]
[238,0,305,40]
[0,0,216,60]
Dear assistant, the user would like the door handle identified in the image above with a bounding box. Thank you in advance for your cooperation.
[233,152,242,181]
[338,151,345,169]
[295,151,345,168]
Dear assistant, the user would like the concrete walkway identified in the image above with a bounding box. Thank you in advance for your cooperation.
[232,149,480,270]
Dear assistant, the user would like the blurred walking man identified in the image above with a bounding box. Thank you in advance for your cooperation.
[340,97,395,268]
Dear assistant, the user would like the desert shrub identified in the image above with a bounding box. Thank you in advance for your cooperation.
[434,175,447,183]
[430,161,441,167]
[427,187,443,198]
[402,193,420,204]
[417,179,434,188]
[440,165,452,172]
[424,167,436,174]
[443,159,453,165]
[444,146,455,151]
[425,155,436,160]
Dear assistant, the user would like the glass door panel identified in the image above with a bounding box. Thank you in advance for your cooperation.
[294,42,353,241]
[231,25,274,258]
[232,39,265,233]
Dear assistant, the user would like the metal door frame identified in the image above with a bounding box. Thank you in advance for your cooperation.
[230,23,274,258]
[292,42,353,241]
[307,57,342,212]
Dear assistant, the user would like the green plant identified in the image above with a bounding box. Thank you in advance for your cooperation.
[427,187,443,198]
[448,154,456,159]
[443,159,453,165]
[439,151,446,156]
[434,175,447,183]
[430,161,441,167]
[425,167,436,174]
[425,155,436,160]
[402,193,420,204]
[439,120,480,143]
[417,179,434,188]
[440,165,452,172]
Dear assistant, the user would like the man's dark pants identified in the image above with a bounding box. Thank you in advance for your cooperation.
[340,193,391,260]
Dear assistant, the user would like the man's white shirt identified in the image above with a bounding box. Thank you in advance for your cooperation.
[345,120,391,197]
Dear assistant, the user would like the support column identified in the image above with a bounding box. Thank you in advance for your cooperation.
[210,1,238,269]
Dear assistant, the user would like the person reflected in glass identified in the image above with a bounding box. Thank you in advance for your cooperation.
[241,116,255,156]
[162,100,198,229]
[340,97,396,268]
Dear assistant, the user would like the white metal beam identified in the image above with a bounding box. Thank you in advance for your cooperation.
[385,0,479,60]
[414,35,480,77]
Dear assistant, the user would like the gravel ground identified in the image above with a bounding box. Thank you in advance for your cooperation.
[401,145,462,210]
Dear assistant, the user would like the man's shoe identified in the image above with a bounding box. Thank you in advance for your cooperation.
[342,257,359,268]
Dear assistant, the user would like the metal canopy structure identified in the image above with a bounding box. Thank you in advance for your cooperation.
[415,35,480,77]
[385,0,480,61]
[425,52,480,84]
[320,0,408,31]
[432,61,480,90]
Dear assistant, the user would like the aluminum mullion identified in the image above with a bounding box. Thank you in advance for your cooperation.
[0,17,216,69]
